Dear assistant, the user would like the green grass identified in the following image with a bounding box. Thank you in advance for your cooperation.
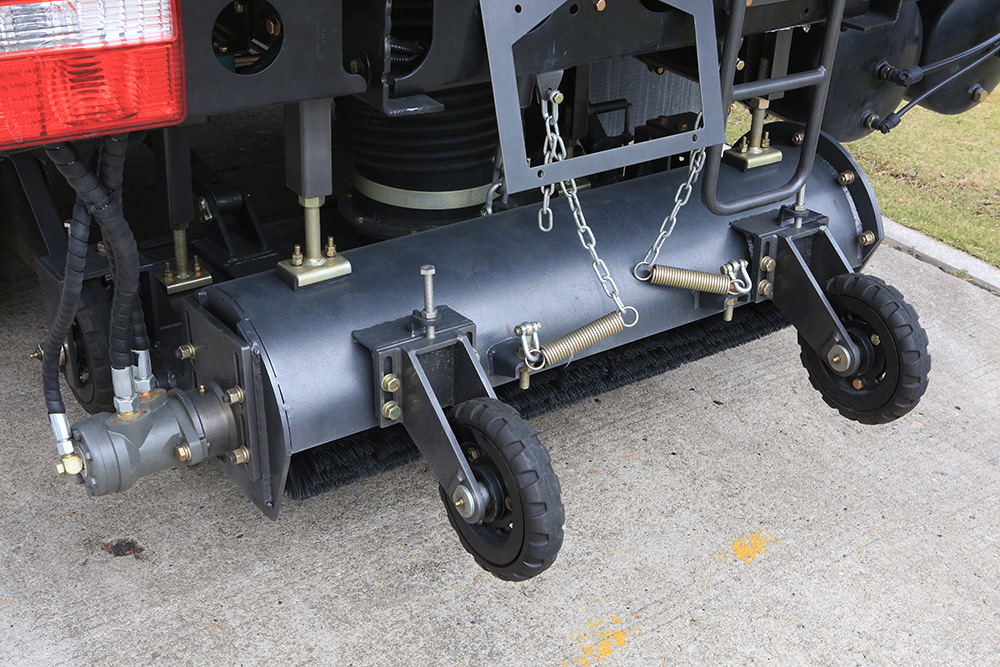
[724,99,1000,268]
[849,99,1000,268]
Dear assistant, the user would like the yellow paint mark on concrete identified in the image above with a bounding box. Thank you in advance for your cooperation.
[725,533,778,563]
[563,615,642,666]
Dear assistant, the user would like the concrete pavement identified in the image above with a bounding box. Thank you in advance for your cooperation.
[1,242,998,666]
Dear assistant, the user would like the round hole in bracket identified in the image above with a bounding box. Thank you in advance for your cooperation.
[693,134,699,142]
[569,3,579,14]
[537,170,545,178]
[515,4,522,13]
[213,0,284,76]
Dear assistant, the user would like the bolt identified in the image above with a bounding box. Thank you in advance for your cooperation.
[858,230,877,247]
[757,280,773,297]
[232,0,245,13]
[175,343,197,361]
[225,386,245,404]
[594,0,606,10]
[791,131,805,146]
[762,131,771,149]
[175,444,192,462]
[55,461,65,475]
[197,197,213,223]
[96,241,106,254]
[265,16,282,37]
[519,365,531,390]
[852,378,865,391]
[193,256,202,276]
[198,385,206,394]
[837,170,856,186]
[971,85,989,104]
[760,256,776,273]
[348,59,365,76]
[870,334,881,346]
[163,261,174,281]
[832,354,842,365]
[291,244,304,267]
[326,236,337,258]
[29,345,42,361]
[382,400,402,421]
[465,448,479,462]
[548,89,564,105]
[738,136,749,153]
[505,497,513,511]
[454,498,465,508]
[381,374,402,393]
[735,58,745,72]
[228,446,250,465]
[421,265,437,339]
[864,113,881,130]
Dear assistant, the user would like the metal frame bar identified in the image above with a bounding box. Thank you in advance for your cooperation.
[479,0,725,195]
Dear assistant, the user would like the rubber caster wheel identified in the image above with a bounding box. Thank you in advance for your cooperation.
[440,397,564,581]
[64,279,115,414]
[799,273,930,425]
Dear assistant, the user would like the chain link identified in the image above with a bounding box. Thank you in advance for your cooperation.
[536,89,637,326]
[633,114,707,281]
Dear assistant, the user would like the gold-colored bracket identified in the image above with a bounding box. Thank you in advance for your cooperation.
[157,267,213,295]
[276,255,352,289]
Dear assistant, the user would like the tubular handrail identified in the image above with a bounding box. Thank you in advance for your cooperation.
[702,0,848,216]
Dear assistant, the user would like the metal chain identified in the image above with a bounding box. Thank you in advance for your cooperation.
[633,114,707,281]
[536,89,638,327]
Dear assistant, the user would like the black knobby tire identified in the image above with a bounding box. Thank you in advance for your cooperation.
[798,273,930,425]
[64,280,115,414]
[440,397,564,581]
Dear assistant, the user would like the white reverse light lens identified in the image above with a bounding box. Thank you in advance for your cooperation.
[0,0,174,54]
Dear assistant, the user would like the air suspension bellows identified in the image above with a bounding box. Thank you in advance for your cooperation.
[335,84,500,238]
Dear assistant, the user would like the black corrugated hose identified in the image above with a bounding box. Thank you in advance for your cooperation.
[42,136,139,415]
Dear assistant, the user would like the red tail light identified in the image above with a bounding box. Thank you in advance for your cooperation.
[0,0,186,150]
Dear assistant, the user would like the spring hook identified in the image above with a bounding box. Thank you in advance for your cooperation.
[642,259,752,297]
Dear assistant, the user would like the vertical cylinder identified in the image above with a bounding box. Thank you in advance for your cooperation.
[749,107,767,149]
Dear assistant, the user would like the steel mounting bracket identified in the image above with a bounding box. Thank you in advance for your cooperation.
[732,212,862,377]
[353,307,496,524]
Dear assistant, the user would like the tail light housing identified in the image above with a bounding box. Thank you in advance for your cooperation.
[0,0,185,151]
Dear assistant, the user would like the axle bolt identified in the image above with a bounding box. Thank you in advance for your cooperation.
[870,334,881,346]
[225,386,245,404]
[175,343,197,361]
[760,256,776,273]
[757,280,774,297]
[852,378,865,391]
[175,444,192,462]
[837,171,856,186]
[858,231,877,247]
[382,401,402,421]
[381,374,402,393]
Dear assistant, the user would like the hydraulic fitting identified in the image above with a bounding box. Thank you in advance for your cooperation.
[133,349,155,395]
[112,366,140,417]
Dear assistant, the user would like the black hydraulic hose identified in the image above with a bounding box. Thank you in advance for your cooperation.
[97,134,149,352]
[242,34,283,75]
[44,141,138,371]
[878,29,1000,86]
[40,200,92,414]
[878,43,1000,133]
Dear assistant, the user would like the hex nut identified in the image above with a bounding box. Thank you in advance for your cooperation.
[594,0,606,10]
[971,86,989,104]
[228,446,250,465]
[858,231,877,247]
[760,256,776,273]
[791,131,805,146]
[837,171,856,186]
[757,280,774,297]
[852,378,865,391]
[175,444,192,463]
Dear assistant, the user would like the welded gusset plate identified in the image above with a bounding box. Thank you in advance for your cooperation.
[479,0,725,195]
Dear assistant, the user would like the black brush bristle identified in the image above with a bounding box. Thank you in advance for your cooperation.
[286,303,788,500]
